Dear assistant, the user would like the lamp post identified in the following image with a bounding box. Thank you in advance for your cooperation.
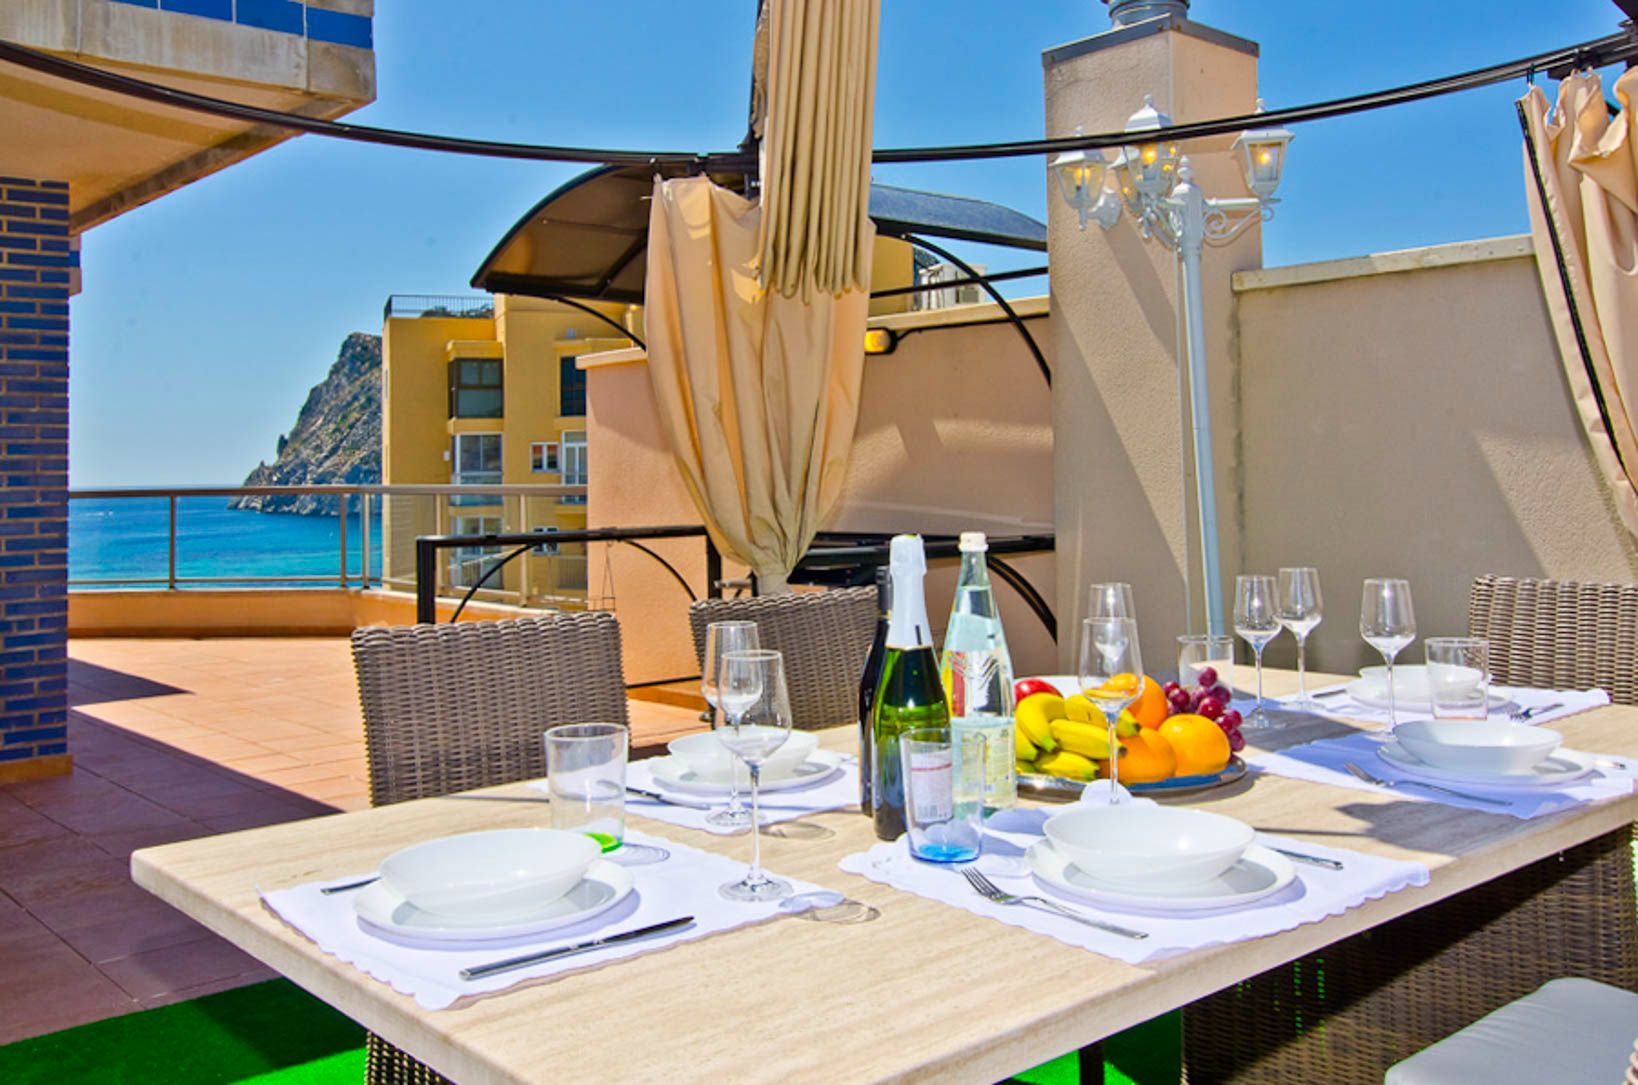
[1050,97,1292,637]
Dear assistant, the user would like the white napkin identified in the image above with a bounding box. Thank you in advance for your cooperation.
[528,759,861,836]
[1246,730,1637,818]
[837,806,1428,965]
[1282,684,1609,729]
[261,829,832,1010]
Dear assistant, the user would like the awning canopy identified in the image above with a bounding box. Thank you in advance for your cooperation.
[471,163,1046,304]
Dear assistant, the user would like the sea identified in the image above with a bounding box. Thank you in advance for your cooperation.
[70,496,384,588]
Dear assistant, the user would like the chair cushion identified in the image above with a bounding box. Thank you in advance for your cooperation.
[1384,977,1638,1084]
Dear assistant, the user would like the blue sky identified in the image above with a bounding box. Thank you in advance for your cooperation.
[68,0,1625,486]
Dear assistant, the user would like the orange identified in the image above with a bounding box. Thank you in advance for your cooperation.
[1128,675,1169,730]
[1157,713,1231,777]
[1112,728,1177,783]
[1089,672,1141,700]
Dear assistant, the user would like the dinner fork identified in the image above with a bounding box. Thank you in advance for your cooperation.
[959,867,1147,940]
[1343,761,1510,808]
[1509,702,1562,721]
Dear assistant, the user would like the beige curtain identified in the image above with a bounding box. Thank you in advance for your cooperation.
[1521,72,1638,538]
[644,175,873,592]
[756,0,880,300]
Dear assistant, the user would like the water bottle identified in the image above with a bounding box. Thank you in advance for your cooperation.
[940,532,1017,811]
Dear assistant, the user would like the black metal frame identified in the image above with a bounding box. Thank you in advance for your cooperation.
[901,234,1051,387]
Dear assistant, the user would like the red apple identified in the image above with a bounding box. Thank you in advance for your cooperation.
[1014,678,1059,703]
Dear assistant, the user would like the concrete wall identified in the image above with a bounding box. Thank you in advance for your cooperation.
[1235,236,1638,674]
[69,587,536,637]
[581,298,1058,685]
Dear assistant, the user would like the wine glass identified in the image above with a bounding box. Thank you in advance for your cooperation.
[1087,581,1135,620]
[1360,578,1416,729]
[1078,616,1142,805]
[1234,575,1281,729]
[702,621,759,829]
[716,649,793,902]
[1276,567,1323,709]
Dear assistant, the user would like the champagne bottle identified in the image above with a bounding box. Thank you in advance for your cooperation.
[857,566,890,817]
[940,532,1017,812]
[872,535,950,842]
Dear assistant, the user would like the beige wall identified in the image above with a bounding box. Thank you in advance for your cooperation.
[1235,237,1638,674]
[69,587,533,638]
[581,299,1059,685]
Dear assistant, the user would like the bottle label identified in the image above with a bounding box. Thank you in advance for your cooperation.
[906,749,954,824]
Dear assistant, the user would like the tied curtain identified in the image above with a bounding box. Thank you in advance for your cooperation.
[1521,72,1638,539]
[643,0,879,592]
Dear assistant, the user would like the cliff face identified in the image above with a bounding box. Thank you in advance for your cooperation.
[232,332,382,516]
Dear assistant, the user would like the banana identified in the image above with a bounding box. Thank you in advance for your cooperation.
[1015,759,1038,776]
[1014,721,1039,762]
[1065,696,1141,738]
[1048,718,1118,760]
[1114,711,1142,738]
[1036,749,1098,781]
[1014,698,1059,754]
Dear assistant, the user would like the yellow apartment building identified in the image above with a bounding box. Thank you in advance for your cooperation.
[379,294,637,607]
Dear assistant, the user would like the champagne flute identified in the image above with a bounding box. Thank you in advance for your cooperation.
[1234,575,1281,729]
[1360,578,1416,729]
[702,621,758,828]
[716,649,792,902]
[1078,616,1143,805]
[1087,581,1135,620]
[1276,567,1323,709]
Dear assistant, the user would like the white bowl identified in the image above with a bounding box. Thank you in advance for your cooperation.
[1393,719,1561,775]
[667,728,817,782]
[378,829,600,921]
[1043,805,1255,889]
[1358,664,1484,704]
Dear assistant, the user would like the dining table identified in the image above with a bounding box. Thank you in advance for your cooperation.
[131,669,1638,1084]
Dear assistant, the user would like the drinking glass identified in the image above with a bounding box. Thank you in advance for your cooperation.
[1087,581,1136,620]
[1360,578,1417,729]
[1234,575,1281,729]
[716,649,793,902]
[702,620,759,829]
[1276,567,1324,708]
[1177,633,1235,690]
[1426,636,1490,720]
[899,727,983,863]
[544,723,628,849]
[1078,616,1143,805]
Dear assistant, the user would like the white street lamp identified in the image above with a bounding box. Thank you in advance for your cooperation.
[1050,97,1292,637]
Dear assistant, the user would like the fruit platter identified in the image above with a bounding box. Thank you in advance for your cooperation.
[1011,672,1247,802]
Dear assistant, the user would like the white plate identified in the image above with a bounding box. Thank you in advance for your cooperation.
[1025,839,1296,914]
[1377,742,1596,789]
[1345,677,1508,714]
[1034,675,1082,698]
[647,749,846,795]
[354,859,633,942]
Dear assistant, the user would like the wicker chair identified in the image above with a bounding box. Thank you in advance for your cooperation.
[350,614,630,1085]
[688,588,876,729]
[1180,574,1638,1082]
[1469,574,1638,705]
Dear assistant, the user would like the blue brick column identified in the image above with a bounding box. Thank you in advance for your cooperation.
[0,177,70,780]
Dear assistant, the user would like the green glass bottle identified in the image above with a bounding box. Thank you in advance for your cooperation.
[872,535,951,842]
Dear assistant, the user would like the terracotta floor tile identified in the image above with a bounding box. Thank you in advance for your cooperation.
[218,752,307,775]
[139,967,278,1009]
[55,900,211,964]
[0,937,138,1045]
[0,790,72,848]
[96,932,265,1001]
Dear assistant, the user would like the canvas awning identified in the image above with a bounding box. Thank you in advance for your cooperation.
[470,163,1047,304]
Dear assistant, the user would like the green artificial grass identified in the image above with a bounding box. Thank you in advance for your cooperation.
[1012,1012,1183,1085]
[0,980,364,1084]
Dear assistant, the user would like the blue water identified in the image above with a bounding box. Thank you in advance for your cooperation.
[70,497,384,588]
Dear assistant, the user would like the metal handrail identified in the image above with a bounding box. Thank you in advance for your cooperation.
[383,295,495,320]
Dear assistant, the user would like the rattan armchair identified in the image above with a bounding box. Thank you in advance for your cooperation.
[688,587,876,729]
[1181,574,1638,1081]
[350,613,629,1085]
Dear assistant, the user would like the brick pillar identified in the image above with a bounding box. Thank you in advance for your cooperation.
[0,177,71,781]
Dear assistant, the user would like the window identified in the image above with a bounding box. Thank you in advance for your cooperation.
[559,355,586,416]
[560,429,587,504]
[530,441,559,473]
[449,358,503,418]
[452,433,502,490]
[449,515,503,588]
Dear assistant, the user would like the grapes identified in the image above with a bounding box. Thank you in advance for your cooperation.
[1167,689,1191,710]
[1211,684,1233,704]
[1198,696,1224,720]
[1219,708,1243,730]
[1196,666,1218,688]
[1227,729,1246,752]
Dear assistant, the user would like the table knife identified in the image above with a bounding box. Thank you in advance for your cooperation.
[460,916,696,980]
[626,786,714,811]
[1267,846,1344,871]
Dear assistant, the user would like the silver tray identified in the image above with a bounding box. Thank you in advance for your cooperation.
[1016,755,1248,803]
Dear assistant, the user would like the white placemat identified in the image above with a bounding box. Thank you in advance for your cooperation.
[527,758,861,835]
[1246,730,1638,818]
[837,804,1428,965]
[1281,684,1609,728]
[261,829,833,1010]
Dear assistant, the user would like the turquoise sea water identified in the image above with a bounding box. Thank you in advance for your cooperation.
[70,497,383,588]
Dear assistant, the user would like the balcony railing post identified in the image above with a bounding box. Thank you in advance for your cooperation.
[360,492,372,588]
[516,494,531,606]
[167,495,178,590]
[415,537,438,623]
[337,492,348,588]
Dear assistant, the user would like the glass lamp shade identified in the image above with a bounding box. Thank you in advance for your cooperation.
[1122,95,1179,199]
[1050,147,1109,215]
[1232,101,1293,199]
